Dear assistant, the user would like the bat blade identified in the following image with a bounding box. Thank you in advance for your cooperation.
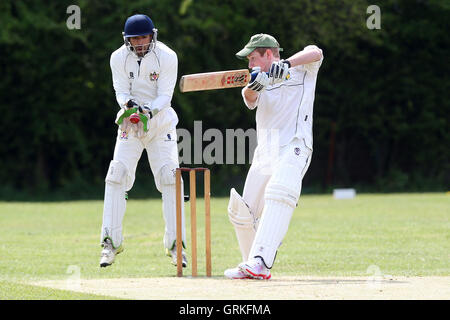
[179,69,251,92]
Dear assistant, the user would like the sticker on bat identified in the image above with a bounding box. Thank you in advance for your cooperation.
[226,73,248,85]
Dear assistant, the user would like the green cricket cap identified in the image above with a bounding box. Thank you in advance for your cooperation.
[236,34,283,60]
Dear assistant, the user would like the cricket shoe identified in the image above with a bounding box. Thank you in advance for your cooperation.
[224,267,252,279]
[99,238,123,268]
[238,257,272,280]
[166,244,187,268]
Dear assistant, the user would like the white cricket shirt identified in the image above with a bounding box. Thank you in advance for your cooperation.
[110,41,178,111]
[242,45,323,150]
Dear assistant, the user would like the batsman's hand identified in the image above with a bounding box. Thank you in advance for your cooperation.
[268,60,290,85]
[247,67,269,92]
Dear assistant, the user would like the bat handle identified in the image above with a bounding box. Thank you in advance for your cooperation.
[250,71,269,83]
[250,70,291,83]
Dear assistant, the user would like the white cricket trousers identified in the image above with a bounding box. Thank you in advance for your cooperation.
[101,107,183,249]
[241,137,312,267]
[113,108,179,192]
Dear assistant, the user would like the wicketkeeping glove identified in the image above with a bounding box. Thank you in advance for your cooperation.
[130,104,154,138]
[116,106,150,133]
[268,60,291,85]
[138,105,154,119]
[246,67,270,92]
[131,120,146,138]
[126,99,139,109]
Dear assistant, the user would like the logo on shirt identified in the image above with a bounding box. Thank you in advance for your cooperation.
[294,147,301,155]
[129,72,134,79]
[120,131,129,140]
[164,133,173,141]
[149,72,159,81]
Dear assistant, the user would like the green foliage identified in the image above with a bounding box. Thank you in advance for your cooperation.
[0,0,448,200]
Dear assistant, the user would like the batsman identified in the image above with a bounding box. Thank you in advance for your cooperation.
[225,34,323,279]
[99,14,187,268]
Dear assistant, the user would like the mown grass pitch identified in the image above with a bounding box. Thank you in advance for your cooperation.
[0,193,448,299]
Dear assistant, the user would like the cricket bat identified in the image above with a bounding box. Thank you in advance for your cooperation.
[179,69,258,93]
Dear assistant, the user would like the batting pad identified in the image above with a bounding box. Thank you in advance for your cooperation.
[160,165,186,249]
[101,160,127,249]
[248,199,293,268]
[247,155,307,268]
[228,188,256,261]
[161,183,186,249]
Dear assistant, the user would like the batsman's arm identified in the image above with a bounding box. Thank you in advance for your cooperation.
[242,86,259,109]
[284,45,323,68]
[286,45,323,68]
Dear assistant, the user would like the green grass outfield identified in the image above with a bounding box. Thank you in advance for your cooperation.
[0,193,448,299]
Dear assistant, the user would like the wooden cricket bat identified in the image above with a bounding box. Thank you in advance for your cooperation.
[179,69,255,92]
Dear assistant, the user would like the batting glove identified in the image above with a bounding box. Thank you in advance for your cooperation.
[268,60,291,85]
[247,67,269,92]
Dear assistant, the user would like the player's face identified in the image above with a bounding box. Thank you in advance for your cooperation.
[129,35,152,57]
[247,50,272,72]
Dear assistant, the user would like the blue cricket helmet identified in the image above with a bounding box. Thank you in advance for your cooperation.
[123,14,155,37]
[122,14,158,57]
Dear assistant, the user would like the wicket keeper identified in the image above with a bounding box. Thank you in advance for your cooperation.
[99,14,187,268]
